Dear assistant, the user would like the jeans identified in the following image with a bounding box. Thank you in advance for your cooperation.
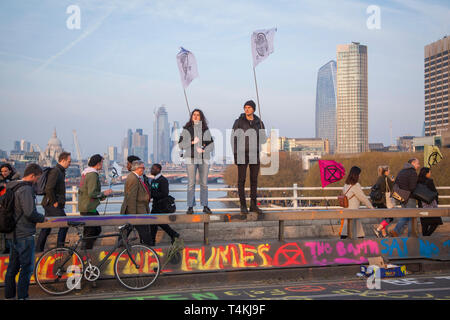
[5,236,35,300]
[186,160,209,207]
[393,198,417,236]
[237,163,260,207]
[36,206,68,252]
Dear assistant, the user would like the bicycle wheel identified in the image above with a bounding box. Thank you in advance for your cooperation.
[34,247,84,295]
[114,244,160,290]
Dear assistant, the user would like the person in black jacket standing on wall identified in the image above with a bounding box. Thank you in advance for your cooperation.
[36,152,72,252]
[231,100,267,214]
[149,164,180,245]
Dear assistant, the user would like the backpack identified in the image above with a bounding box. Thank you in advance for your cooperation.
[0,182,27,233]
[155,195,176,213]
[34,167,51,195]
[338,185,355,208]
[369,183,383,202]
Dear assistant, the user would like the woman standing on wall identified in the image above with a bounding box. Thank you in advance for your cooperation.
[178,109,214,214]
[339,166,374,239]
[372,165,395,238]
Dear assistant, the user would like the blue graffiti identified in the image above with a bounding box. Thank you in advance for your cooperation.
[419,239,440,258]
[380,238,409,258]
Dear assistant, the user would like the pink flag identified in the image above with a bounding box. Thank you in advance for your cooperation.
[318,160,346,188]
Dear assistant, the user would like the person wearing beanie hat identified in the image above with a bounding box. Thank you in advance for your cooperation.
[231,99,267,214]
[78,154,113,249]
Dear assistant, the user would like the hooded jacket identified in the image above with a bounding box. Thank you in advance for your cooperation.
[5,180,45,239]
[231,113,267,164]
[78,167,106,213]
[0,170,20,184]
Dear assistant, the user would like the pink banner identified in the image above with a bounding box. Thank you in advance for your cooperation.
[318,160,346,188]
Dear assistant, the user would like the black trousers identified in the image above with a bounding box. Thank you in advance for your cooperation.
[150,208,180,245]
[421,223,438,236]
[80,211,102,250]
[237,163,260,207]
[36,206,69,252]
[134,225,154,247]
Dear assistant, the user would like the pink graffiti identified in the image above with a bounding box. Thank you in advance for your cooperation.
[334,257,369,264]
[336,240,379,257]
[304,242,333,257]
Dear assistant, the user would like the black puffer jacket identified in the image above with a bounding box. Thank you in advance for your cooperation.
[231,113,267,164]
[394,163,418,199]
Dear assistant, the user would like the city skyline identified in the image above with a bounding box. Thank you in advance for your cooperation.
[1,0,449,156]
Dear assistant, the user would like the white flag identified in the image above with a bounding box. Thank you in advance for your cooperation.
[111,161,122,178]
[176,47,199,89]
[251,28,277,67]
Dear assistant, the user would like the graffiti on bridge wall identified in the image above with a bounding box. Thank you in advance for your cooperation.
[0,237,449,284]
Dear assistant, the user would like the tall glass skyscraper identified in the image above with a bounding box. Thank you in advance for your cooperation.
[153,105,171,163]
[315,60,337,154]
[336,42,369,154]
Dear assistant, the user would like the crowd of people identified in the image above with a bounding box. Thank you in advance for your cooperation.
[338,158,443,239]
[0,100,445,299]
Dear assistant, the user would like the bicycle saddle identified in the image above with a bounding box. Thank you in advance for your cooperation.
[67,221,86,227]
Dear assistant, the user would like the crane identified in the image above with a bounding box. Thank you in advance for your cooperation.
[72,130,84,170]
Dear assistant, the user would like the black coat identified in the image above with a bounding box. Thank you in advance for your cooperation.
[394,164,418,200]
[418,178,443,226]
[373,175,394,205]
[231,113,267,164]
[150,175,169,212]
[41,164,66,208]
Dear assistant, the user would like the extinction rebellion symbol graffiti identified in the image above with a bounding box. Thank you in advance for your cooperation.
[428,151,442,167]
[323,165,345,183]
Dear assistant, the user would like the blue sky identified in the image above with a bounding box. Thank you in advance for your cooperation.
[0,0,449,158]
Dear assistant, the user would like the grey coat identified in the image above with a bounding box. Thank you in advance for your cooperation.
[5,180,45,239]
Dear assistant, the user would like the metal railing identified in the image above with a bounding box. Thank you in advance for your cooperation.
[49,184,450,216]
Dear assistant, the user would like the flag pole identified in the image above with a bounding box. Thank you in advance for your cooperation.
[252,67,262,120]
[183,88,191,115]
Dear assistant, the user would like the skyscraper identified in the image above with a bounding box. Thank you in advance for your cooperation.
[315,60,337,154]
[424,36,449,137]
[336,42,369,154]
[108,146,118,162]
[153,105,171,163]
[131,129,149,164]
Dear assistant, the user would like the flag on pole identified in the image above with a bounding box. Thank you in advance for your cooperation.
[424,144,443,168]
[318,160,346,188]
[251,28,277,67]
[176,47,199,89]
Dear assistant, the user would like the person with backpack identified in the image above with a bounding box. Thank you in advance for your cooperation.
[371,165,395,238]
[78,154,113,250]
[178,108,214,215]
[149,163,180,246]
[1,164,20,254]
[35,152,72,252]
[389,158,420,237]
[3,163,46,300]
[417,167,442,236]
[339,166,374,239]
[120,160,153,246]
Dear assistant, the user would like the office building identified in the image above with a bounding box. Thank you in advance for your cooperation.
[336,42,369,154]
[315,60,337,154]
[108,146,118,162]
[153,105,171,163]
[424,36,450,136]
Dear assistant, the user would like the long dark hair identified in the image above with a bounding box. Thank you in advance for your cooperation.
[183,108,209,131]
[345,166,361,185]
[418,167,430,184]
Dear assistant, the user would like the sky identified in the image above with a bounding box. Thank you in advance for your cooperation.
[0,0,449,159]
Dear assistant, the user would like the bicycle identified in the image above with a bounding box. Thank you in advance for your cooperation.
[34,221,161,295]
